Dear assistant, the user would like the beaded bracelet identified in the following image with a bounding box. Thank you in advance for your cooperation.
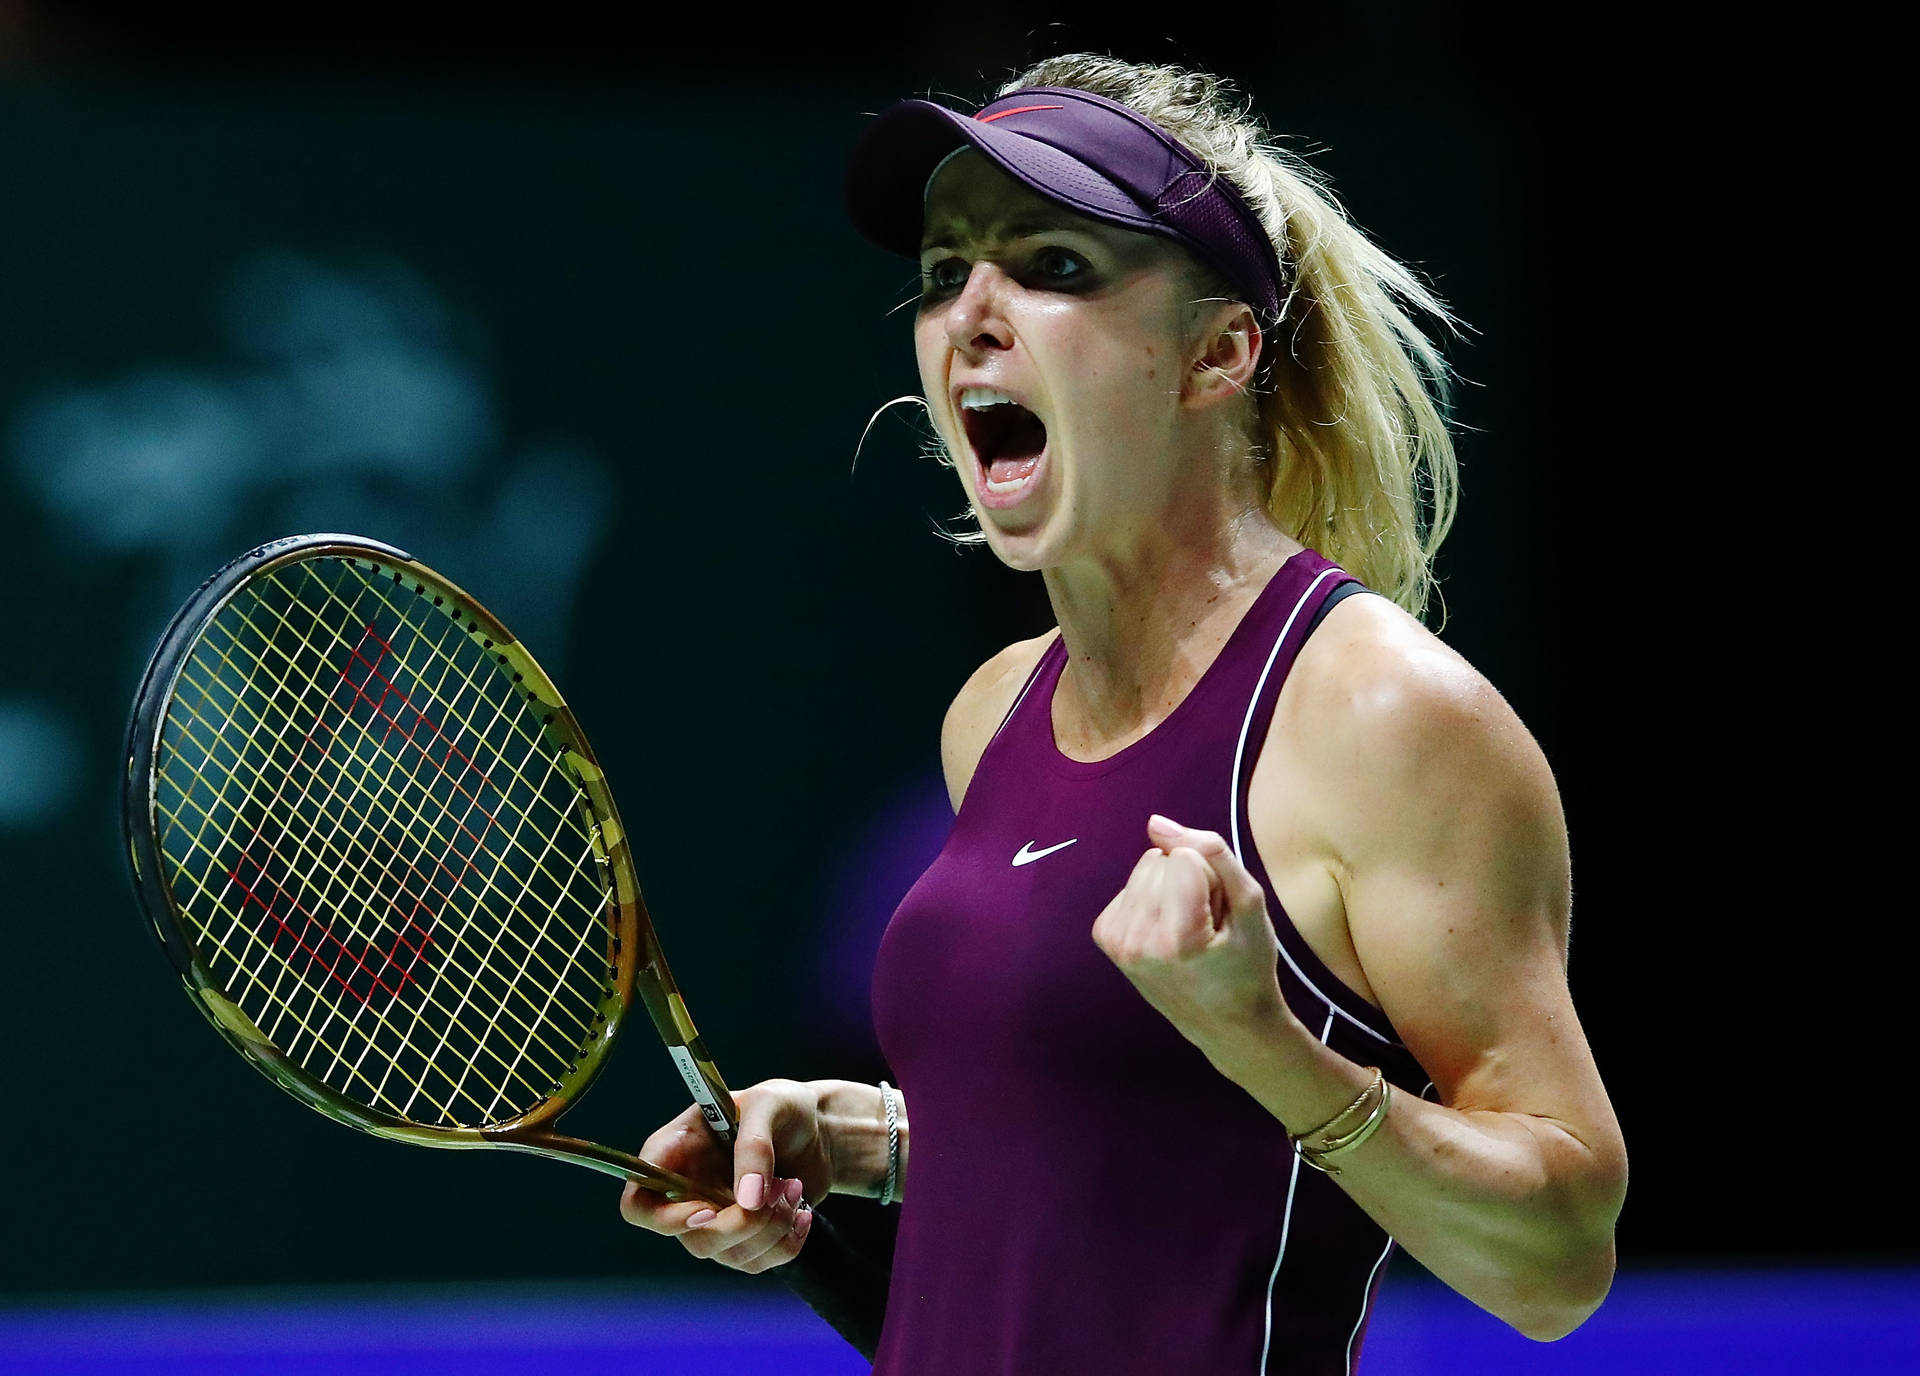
[877,1081,901,1206]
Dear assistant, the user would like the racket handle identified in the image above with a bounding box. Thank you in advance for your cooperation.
[778,1205,890,1361]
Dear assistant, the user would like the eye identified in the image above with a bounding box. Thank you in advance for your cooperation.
[1029,245,1088,285]
[921,257,970,296]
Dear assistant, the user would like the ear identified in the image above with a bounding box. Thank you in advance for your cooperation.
[1182,302,1263,409]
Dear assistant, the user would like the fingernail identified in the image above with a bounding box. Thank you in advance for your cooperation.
[792,1208,813,1242]
[685,1209,717,1229]
[782,1177,804,1206]
[739,1173,765,1210]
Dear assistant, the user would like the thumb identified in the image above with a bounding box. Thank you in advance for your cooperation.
[731,1120,780,1212]
[1146,815,1267,927]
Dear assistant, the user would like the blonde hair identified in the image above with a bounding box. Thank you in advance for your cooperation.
[958,55,1462,619]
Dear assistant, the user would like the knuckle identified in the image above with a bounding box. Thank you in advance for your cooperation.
[679,1231,723,1260]
[746,1238,794,1274]
[717,1232,778,1272]
[619,1190,682,1234]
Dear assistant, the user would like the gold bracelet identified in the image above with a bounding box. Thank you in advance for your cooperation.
[1295,1072,1391,1177]
[1291,1071,1379,1148]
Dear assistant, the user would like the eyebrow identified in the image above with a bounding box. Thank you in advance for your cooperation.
[920,215,1093,254]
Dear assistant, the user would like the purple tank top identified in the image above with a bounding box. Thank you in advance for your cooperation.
[869,549,1430,1375]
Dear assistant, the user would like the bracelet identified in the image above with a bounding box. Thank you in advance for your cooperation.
[1291,1069,1390,1177]
[877,1081,901,1206]
[1291,1072,1378,1146]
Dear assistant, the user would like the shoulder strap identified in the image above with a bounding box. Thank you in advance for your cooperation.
[987,630,1064,744]
[1302,579,1372,639]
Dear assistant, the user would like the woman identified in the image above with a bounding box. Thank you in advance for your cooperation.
[622,55,1626,1374]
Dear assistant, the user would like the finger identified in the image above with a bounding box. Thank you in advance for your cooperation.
[1097,849,1172,958]
[1148,815,1266,921]
[1135,844,1223,945]
[719,1194,812,1273]
[701,1176,799,1251]
[622,1104,733,1234]
[698,1183,803,1268]
[1164,844,1227,929]
[620,1177,725,1235]
[639,1102,728,1177]
[730,1087,814,1200]
[733,1128,780,1212]
[738,1204,814,1274]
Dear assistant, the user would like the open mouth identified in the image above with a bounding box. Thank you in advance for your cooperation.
[960,397,1048,494]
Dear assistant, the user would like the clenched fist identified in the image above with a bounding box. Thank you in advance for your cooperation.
[1091,814,1293,1057]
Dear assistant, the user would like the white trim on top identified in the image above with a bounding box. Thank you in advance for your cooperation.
[1259,1006,1336,1375]
[987,633,1057,747]
[1345,1235,1396,1374]
[1228,566,1392,1046]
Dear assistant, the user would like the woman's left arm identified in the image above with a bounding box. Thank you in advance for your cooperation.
[1092,612,1627,1342]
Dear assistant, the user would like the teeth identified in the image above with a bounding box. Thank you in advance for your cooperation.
[959,387,1019,411]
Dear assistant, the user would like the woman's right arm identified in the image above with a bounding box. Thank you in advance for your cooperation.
[618,1079,900,1358]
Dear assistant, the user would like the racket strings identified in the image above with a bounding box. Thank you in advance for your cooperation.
[204,582,598,1008]
[152,557,618,1128]
[163,576,589,1057]
[157,612,579,1123]
[285,561,619,1107]
[157,662,584,1120]
[179,564,606,1121]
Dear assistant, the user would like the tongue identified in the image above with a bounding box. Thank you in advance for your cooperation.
[988,454,1041,485]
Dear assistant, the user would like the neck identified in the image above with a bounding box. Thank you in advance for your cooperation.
[1042,495,1300,754]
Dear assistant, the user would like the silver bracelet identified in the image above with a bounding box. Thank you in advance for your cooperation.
[877,1080,900,1206]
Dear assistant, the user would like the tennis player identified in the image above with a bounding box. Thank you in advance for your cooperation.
[622,55,1626,1373]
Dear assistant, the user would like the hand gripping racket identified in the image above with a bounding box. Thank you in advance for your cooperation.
[120,534,890,1355]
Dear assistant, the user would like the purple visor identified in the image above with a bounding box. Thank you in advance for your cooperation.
[845,86,1284,325]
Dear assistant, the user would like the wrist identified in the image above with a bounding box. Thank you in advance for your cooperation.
[809,1079,908,1200]
[1192,991,1311,1083]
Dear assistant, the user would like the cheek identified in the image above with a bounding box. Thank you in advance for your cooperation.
[912,324,967,462]
[913,323,942,390]
[1068,336,1172,431]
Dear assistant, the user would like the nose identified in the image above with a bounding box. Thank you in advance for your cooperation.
[945,261,1015,357]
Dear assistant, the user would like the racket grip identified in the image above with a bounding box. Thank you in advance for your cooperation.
[777,1205,890,1360]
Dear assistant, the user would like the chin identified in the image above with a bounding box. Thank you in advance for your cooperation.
[977,517,1064,574]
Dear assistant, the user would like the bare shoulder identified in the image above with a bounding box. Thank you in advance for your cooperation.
[939,629,1060,813]
[1280,592,1560,836]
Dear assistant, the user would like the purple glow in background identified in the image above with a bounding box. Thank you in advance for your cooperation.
[814,770,956,1053]
[1,1269,1914,1374]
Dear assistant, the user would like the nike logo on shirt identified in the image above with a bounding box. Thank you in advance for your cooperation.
[1012,838,1079,866]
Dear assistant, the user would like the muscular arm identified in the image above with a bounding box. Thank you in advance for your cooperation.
[1293,603,1624,1336]
[1100,599,1626,1340]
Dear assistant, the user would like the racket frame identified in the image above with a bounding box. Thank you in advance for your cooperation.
[122,533,737,1201]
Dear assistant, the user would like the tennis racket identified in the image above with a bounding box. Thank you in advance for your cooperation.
[120,532,751,1200]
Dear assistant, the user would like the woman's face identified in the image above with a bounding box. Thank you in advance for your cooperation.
[915,152,1213,574]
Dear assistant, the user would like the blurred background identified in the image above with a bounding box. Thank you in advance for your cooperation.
[0,3,1897,1372]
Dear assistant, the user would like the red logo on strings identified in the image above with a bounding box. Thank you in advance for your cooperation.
[228,622,504,1007]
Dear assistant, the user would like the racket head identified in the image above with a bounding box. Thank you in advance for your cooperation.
[122,533,656,1157]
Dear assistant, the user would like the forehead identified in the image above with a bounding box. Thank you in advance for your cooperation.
[920,151,1113,251]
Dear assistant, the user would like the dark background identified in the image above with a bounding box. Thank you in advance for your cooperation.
[0,2,1822,1302]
